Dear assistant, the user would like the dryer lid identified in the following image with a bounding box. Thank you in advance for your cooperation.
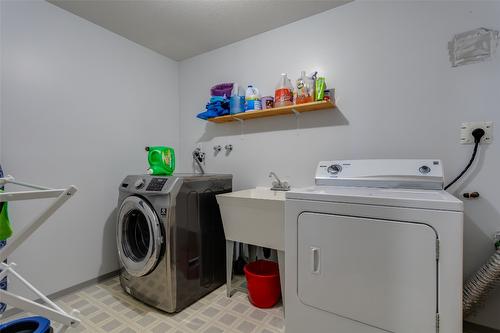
[315,159,444,190]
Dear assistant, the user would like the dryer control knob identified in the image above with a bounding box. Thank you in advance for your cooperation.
[134,178,145,189]
[419,166,431,174]
[327,164,342,175]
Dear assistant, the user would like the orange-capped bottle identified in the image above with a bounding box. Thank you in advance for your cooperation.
[274,73,293,107]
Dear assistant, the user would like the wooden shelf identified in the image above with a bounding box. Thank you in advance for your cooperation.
[207,100,336,123]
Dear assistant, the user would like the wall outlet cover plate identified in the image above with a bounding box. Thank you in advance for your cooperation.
[460,121,493,144]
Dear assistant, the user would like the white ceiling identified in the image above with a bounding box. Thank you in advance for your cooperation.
[48,0,351,61]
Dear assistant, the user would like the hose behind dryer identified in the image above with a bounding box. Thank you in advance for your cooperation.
[463,248,500,317]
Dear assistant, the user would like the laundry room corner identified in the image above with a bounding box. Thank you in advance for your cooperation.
[0,0,181,298]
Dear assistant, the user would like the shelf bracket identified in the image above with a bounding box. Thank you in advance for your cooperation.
[233,117,245,136]
[291,108,301,131]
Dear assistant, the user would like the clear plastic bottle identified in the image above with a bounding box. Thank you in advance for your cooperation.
[230,83,245,114]
[295,71,315,104]
[275,73,293,107]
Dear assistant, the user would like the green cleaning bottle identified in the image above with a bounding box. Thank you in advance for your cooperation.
[146,146,175,176]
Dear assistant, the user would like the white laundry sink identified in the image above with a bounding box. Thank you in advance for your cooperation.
[216,187,285,250]
[217,187,286,300]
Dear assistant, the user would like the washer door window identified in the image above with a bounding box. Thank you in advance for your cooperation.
[117,196,163,277]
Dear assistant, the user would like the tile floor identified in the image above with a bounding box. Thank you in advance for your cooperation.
[1,276,285,333]
[4,276,492,332]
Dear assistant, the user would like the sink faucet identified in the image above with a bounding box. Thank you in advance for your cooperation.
[269,172,290,191]
[192,148,205,174]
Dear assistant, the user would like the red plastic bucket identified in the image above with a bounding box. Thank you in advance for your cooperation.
[244,260,281,308]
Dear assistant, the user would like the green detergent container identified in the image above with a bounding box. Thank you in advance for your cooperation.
[146,146,175,176]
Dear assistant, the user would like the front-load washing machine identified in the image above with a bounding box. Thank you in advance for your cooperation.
[285,160,463,333]
[117,174,232,313]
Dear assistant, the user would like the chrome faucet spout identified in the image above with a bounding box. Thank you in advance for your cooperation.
[269,172,290,191]
[193,148,205,174]
[269,172,281,184]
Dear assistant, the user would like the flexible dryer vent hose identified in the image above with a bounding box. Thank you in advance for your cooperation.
[463,249,500,317]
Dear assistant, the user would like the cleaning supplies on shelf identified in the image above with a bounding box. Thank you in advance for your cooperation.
[210,83,233,97]
[261,96,274,109]
[146,146,175,176]
[197,83,233,119]
[274,73,293,107]
[198,75,333,121]
[211,96,230,115]
[230,95,245,115]
[295,71,316,104]
[197,96,230,119]
[245,85,262,111]
[315,77,326,101]
[229,83,245,115]
[323,88,335,103]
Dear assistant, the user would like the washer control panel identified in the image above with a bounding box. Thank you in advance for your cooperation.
[315,159,444,190]
[134,178,146,189]
[146,177,169,191]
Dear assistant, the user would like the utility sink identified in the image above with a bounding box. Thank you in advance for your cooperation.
[216,187,285,250]
[217,187,286,299]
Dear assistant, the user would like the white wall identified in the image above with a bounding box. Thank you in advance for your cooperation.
[0,0,179,296]
[179,1,500,329]
[1,0,499,328]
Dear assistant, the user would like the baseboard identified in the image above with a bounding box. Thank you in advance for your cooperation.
[0,270,120,319]
[464,321,500,333]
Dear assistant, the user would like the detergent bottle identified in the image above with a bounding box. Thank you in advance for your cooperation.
[274,73,293,107]
[245,85,262,111]
[146,146,175,176]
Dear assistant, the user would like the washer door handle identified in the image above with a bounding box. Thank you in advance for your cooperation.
[311,246,321,274]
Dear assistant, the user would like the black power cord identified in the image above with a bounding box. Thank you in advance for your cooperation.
[445,128,485,190]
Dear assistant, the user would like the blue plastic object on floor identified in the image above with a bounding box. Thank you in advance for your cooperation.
[0,316,52,333]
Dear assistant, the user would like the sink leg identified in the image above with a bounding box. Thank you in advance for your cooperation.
[249,244,257,262]
[226,240,235,298]
[277,250,285,315]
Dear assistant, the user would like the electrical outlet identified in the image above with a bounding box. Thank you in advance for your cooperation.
[460,121,493,144]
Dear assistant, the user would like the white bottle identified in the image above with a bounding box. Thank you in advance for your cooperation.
[245,85,262,111]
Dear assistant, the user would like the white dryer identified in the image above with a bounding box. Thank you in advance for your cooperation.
[285,160,463,333]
